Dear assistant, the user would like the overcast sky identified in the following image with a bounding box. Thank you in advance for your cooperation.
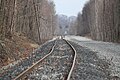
[54,0,89,17]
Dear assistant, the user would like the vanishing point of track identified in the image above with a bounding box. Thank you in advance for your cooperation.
[14,38,77,80]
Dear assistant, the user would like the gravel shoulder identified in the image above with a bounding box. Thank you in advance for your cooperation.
[65,36,120,77]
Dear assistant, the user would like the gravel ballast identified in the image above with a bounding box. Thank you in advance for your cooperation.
[26,39,74,80]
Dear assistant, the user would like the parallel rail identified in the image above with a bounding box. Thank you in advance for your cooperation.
[63,39,77,80]
[14,40,57,80]
[14,38,77,80]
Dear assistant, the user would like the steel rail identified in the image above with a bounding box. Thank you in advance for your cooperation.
[14,40,57,80]
[64,39,77,80]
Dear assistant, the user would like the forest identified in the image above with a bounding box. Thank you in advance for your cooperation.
[0,0,56,67]
[76,0,120,42]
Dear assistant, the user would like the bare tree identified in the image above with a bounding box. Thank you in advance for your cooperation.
[77,0,120,42]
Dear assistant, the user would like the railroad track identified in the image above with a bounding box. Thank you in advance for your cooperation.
[13,39,77,80]
[0,38,114,80]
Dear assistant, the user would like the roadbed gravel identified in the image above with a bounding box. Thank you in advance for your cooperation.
[66,36,120,78]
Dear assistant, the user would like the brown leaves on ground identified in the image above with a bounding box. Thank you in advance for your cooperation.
[0,33,39,68]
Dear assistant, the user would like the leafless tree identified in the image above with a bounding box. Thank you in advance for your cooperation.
[76,0,120,42]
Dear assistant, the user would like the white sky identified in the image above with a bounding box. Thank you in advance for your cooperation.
[54,0,89,16]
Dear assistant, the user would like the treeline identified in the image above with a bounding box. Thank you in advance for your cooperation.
[77,0,120,42]
[0,0,56,44]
